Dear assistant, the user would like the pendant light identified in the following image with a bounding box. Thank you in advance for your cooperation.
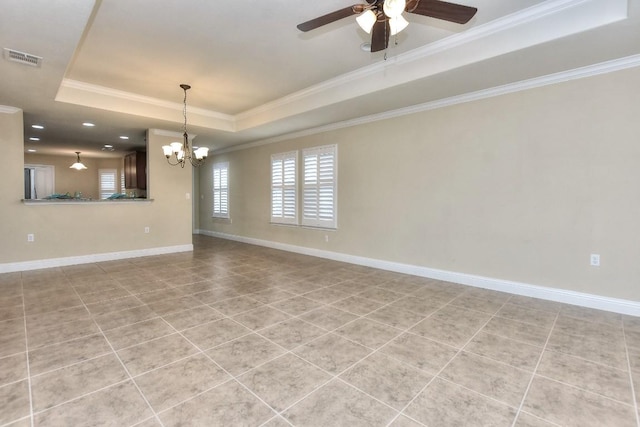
[69,151,87,170]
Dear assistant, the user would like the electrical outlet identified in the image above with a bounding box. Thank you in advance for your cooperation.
[590,254,600,266]
[325,235,329,242]
[27,233,34,242]
[144,227,150,234]
[185,193,191,200]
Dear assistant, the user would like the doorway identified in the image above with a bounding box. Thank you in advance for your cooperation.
[24,164,55,199]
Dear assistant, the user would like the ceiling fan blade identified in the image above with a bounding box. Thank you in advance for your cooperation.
[370,19,390,52]
[297,5,362,32]
[406,0,477,24]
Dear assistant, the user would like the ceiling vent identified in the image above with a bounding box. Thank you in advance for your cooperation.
[3,48,42,67]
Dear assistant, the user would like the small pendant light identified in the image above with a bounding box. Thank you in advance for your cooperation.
[69,151,87,170]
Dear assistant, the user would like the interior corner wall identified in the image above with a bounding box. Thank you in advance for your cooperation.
[0,112,193,266]
[198,66,640,302]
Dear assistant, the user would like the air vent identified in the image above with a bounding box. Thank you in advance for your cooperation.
[3,48,42,67]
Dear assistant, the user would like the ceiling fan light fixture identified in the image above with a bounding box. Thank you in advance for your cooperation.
[297,0,477,52]
[383,0,406,18]
[389,14,409,36]
[356,9,377,34]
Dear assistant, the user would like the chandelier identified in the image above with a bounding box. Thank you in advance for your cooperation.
[162,84,208,168]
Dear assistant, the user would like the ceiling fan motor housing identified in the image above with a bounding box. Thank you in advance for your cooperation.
[297,0,478,52]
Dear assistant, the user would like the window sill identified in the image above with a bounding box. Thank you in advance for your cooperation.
[270,222,337,231]
[212,216,232,223]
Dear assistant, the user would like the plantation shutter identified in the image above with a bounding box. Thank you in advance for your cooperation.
[213,162,229,218]
[271,151,297,225]
[302,145,337,229]
[99,169,117,199]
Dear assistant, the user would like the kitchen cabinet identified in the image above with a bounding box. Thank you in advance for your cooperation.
[124,151,146,190]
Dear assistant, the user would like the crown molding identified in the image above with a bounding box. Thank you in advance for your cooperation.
[232,0,627,131]
[59,79,233,120]
[53,0,626,137]
[56,79,236,132]
[236,0,603,122]
[214,53,640,155]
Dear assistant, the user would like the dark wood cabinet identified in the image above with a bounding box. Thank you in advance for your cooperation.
[124,151,146,190]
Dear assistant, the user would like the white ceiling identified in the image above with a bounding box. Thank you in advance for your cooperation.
[1,0,638,158]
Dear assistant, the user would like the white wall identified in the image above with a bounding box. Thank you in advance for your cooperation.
[0,111,193,268]
[198,66,640,303]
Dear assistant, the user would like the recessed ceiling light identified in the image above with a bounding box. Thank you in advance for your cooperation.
[31,124,44,130]
[119,136,129,140]
[29,137,40,141]
[104,144,113,148]
[82,122,95,127]
[27,149,36,152]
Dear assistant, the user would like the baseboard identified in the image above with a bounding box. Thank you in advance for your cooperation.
[199,230,640,316]
[0,244,193,274]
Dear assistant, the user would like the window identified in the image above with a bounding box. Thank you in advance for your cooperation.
[99,169,117,199]
[271,151,297,225]
[302,145,337,229]
[120,169,125,194]
[212,162,229,218]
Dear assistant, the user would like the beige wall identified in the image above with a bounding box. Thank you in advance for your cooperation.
[0,111,193,265]
[24,153,123,199]
[198,67,640,302]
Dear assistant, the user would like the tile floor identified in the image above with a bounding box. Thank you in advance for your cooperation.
[1,235,640,426]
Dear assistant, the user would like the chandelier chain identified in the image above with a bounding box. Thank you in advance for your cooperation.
[161,84,208,168]
[183,87,188,135]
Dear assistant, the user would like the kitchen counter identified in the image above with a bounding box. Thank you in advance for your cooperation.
[22,198,153,205]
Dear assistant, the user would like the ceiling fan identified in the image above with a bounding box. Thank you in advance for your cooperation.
[297,0,478,52]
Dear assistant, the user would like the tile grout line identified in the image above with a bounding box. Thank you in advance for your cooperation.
[251,328,396,416]
[153,316,282,423]
[11,244,635,426]
[384,295,515,426]
[531,373,638,407]
[143,284,414,423]
[15,260,437,425]
[67,283,166,427]
[28,349,113,380]
[510,311,560,427]
[30,378,131,417]
[19,273,35,427]
[243,287,470,424]
[620,320,640,427]
[258,415,294,427]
